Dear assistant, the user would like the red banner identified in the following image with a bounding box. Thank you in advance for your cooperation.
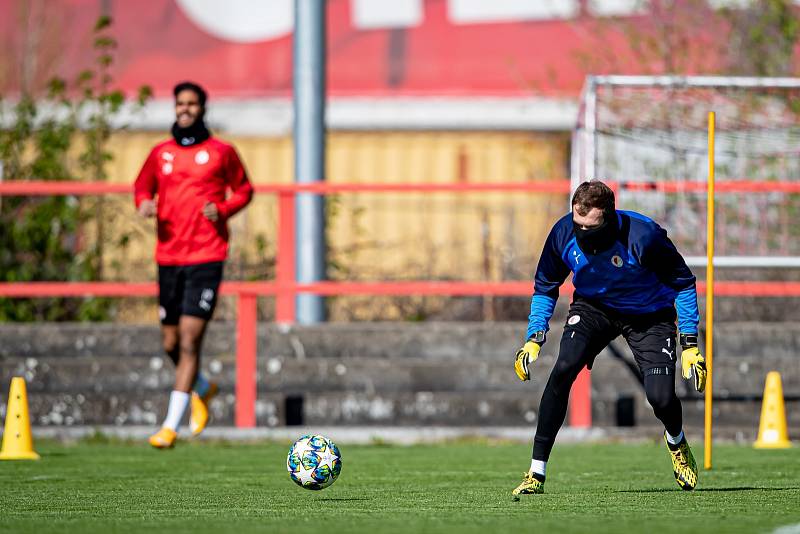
[1,0,674,99]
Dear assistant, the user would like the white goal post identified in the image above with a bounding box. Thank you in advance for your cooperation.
[572,75,800,269]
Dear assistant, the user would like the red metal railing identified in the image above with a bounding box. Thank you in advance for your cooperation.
[2,179,799,428]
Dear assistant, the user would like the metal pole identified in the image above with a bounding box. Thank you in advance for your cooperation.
[293,0,327,324]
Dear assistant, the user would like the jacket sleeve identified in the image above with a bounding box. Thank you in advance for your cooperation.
[640,225,699,334]
[133,148,158,208]
[526,223,571,339]
[217,147,254,219]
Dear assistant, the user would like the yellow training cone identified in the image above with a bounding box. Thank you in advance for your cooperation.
[0,377,40,460]
[754,371,791,449]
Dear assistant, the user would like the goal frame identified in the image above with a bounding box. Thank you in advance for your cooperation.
[573,75,800,469]
[573,75,800,269]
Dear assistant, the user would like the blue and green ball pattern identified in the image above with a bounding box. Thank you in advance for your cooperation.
[287,434,342,490]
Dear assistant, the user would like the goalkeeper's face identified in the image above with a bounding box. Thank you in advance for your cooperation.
[572,207,604,230]
[573,206,618,254]
[175,90,203,128]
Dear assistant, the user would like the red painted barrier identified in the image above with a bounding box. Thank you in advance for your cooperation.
[276,191,296,323]
[2,280,799,298]
[4,179,798,196]
[235,293,258,427]
[570,368,592,429]
[618,181,800,194]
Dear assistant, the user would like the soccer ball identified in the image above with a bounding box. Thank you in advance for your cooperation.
[286,434,342,490]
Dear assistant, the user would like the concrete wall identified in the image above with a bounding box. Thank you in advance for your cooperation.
[0,322,797,439]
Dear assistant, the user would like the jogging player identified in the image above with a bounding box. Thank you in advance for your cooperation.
[512,180,707,496]
[134,81,253,448]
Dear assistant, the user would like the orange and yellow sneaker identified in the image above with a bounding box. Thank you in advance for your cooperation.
[148,427,177,449]
[190,382,219,437]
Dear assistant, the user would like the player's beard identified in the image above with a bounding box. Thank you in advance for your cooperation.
[573,210,618,255]
[171,114,210,146]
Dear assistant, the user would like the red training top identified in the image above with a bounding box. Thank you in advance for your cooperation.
[134,137,253,266]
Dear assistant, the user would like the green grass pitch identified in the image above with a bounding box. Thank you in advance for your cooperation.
[0,438,798,533]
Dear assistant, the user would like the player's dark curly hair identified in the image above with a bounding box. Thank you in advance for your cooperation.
[173,81,207,108]
[571,180,615,216]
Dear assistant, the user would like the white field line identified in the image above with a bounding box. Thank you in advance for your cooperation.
[773,523,800,534]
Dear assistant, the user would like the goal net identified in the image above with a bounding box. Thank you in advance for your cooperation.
[572,76,800,266]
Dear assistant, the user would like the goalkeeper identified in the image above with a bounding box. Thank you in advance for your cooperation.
[512,180,706,497]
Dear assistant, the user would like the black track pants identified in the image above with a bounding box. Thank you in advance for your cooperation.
[532,296,683,461]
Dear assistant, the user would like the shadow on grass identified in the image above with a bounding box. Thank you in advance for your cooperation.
[696,487,800,492]
[316,497,372,502]
[616,487,800,493]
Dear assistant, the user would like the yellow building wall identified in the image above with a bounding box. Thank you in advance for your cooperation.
[101,130,569,318]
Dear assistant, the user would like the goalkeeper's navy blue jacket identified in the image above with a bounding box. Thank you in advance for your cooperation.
[526,210,699,339]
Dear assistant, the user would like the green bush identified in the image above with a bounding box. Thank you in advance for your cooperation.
[0,16,151,321]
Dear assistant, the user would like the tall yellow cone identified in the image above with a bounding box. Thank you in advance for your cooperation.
[0,377,40,460]
[754,371,792,449]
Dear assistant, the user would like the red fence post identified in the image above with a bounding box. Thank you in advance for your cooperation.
[235,292,257,428]
[569,367,592,428]
[276,191,296,323]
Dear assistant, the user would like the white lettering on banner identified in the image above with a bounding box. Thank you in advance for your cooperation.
[708,0,800,7]
[175,0,294,43]
[352,0,423,29]
[175,0,579,43]
[588,0,644,17]
[176,0,772,44]
[708,0,756,8]
[448,0,579,23]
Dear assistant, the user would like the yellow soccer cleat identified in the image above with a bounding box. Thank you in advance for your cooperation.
[665,434,698,491]
[149,427,177,449]
[512,472,545,499]
[190,382,219,437]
